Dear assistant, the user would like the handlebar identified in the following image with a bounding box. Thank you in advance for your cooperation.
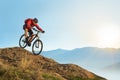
[32,28,45,33]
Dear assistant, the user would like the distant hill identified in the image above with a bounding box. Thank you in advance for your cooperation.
[42,47,120,69]
[103,62,120,72]
[0,47,106,80]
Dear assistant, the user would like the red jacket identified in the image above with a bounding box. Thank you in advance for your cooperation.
[25,18,43,31]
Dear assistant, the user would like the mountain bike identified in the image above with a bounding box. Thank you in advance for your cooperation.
[19,28,43,55]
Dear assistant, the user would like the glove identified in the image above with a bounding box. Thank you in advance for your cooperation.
[42,31,45,33]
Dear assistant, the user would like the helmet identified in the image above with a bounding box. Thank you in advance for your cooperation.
[33,18,38,23]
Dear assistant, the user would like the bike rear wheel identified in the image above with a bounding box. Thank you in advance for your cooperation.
[19,34,27,48]
[32,39,43,55]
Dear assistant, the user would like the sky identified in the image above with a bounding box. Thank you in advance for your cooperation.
[0,0,120,50]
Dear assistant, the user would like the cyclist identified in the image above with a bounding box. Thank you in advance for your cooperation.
[23,18,45,46]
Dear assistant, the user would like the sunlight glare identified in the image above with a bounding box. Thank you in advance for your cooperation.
[97,24,120,48]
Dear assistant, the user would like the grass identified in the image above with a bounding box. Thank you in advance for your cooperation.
[0,67,31,80]
[42,73,62,80]
[67,76,103,80]
[0,62,105,80]
[0,62,61,80]
[20,56,33,70]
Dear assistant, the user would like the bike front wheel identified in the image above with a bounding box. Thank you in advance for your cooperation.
[32,39,43,55]
[19,34,27,48]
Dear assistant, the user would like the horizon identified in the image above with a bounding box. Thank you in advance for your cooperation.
[1,46,120,51]
[42,46,120,51]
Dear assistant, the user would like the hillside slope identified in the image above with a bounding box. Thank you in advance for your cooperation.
[0,47,106,80]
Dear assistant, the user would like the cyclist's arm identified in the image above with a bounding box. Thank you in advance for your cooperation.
[34,23,43,32]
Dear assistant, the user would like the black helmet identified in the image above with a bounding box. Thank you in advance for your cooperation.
[33,18,38,23]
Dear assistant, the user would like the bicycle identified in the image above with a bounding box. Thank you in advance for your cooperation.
[19,28,43,55]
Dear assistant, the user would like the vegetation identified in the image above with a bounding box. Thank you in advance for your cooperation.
[42,73,62,80]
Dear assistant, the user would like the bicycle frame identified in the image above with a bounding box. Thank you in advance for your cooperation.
[30,29,40,43]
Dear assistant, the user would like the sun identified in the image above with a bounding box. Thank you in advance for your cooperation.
[97,24,120,48]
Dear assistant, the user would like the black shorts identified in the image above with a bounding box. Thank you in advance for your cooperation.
[23,24,33,36]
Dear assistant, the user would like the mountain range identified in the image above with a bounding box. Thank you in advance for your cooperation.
[0,47,106,80]
[42,47,120,70]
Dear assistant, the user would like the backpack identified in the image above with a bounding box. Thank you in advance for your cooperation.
[24,18,32,24]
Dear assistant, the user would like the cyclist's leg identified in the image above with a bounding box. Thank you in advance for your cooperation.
[24,28,30,45]
[27,29,34,46]
[25,29,28,38]
[28,29,34,43]
[23,25,29,39]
